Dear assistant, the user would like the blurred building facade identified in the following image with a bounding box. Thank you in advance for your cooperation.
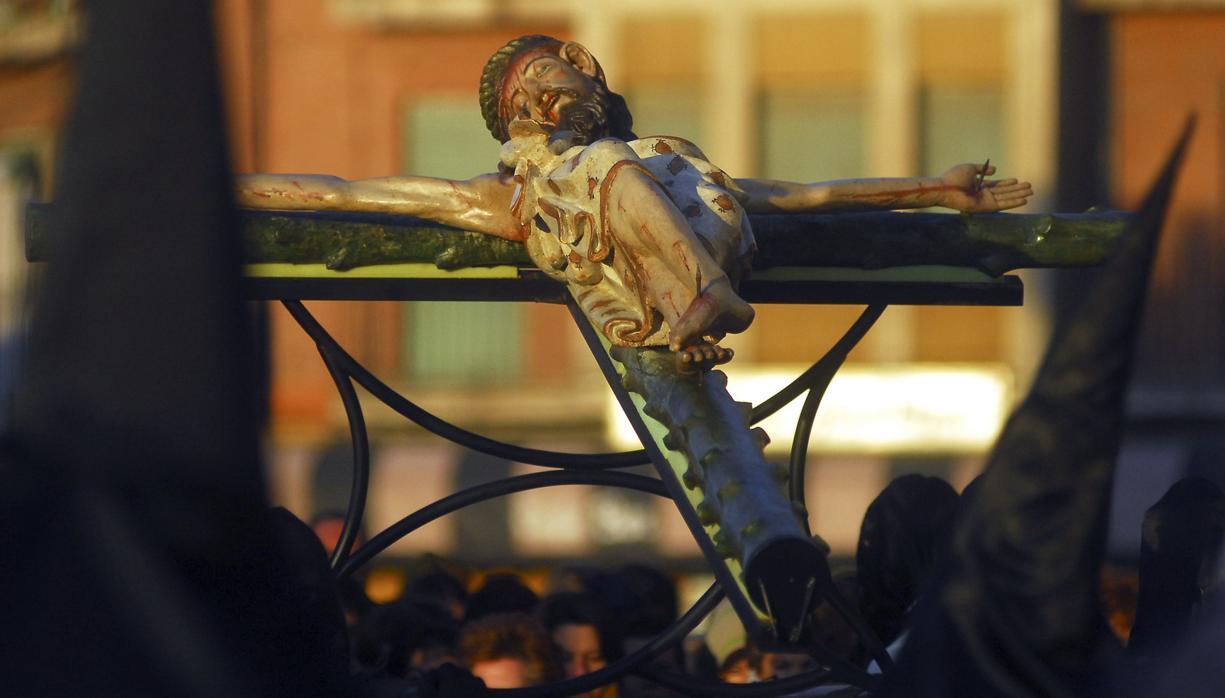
[1,0,1223,569]
[1063,1,1225,556]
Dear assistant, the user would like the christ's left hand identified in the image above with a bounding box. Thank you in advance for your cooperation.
[940,163,1034,213]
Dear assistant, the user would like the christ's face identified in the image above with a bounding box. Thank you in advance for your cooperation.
[502,51,597,130]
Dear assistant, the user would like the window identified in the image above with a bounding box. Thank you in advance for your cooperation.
[758,89,866,182]
[401,96,523,384]
[625,86,705,143]
[918,86,1005,177]
[913,85,1007,362]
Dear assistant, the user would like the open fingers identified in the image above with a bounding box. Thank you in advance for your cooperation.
[983,179,1033,211]
[986,180,1032,196]
[994,185,1032,198]
[992,190,1032,210]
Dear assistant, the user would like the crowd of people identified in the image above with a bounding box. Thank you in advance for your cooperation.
[313,511,691,695]
[298,469,1223,696]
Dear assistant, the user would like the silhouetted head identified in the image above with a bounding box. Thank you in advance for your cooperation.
[616,564,678,637]
[405,569,468,621]
[464,572,539,623]
[856,474,960,645]
[457,612,560,688]
[353,598,459,676]
[1129,476,1225,654]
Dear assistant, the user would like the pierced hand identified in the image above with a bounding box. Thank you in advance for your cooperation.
[940,163,1034,213]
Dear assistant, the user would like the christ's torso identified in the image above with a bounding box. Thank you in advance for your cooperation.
[501,127,755,346]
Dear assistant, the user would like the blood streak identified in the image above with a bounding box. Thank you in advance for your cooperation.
[662,291,681,318]
[672,241,691,273]
[447,181,469,206]
[639,223,657,248]
[587,177,598,198]
[848,184,958,200]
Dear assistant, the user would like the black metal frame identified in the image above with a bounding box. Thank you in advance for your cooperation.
[283,297,898,695]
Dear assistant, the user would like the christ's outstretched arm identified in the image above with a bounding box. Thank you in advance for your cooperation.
[734,163,1033,215]
[234,172,522,240]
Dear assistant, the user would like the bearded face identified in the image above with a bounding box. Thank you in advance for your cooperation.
[494,44,634,146]
[553,82,613,145]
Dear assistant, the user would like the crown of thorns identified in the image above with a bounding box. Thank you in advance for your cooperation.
[478,35,565,143]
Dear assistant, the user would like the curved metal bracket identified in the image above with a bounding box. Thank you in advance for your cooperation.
[282,298,894,695]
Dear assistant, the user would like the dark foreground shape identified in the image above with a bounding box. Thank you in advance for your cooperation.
[885,118,1194,698]
[3,1,354,696]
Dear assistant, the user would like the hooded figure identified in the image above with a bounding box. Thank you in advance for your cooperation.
[1128,475,1225,656]
[856,474,960,648]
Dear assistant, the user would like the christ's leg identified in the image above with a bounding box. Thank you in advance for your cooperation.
[607,167,754,366]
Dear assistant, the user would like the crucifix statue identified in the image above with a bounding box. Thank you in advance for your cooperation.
[236,34,1032,372]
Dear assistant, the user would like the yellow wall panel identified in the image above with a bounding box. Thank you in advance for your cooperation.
[913,306,1002,362]
[756,14,869,89]
[620,15,708,84]
[917,13,1008,84]
[752,304,876,364]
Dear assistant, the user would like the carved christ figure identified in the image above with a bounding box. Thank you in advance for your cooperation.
[236,35,1033,369]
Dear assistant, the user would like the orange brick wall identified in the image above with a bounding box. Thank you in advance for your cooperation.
[1112,11,1225,390]
[214,0,572,426]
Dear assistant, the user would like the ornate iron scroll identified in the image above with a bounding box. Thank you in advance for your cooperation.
[284,298,895,695]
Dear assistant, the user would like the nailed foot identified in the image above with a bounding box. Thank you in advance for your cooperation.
[668,278,755,353]
[676,341,734,374]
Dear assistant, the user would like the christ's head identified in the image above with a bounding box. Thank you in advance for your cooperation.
[479,35,635,145]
